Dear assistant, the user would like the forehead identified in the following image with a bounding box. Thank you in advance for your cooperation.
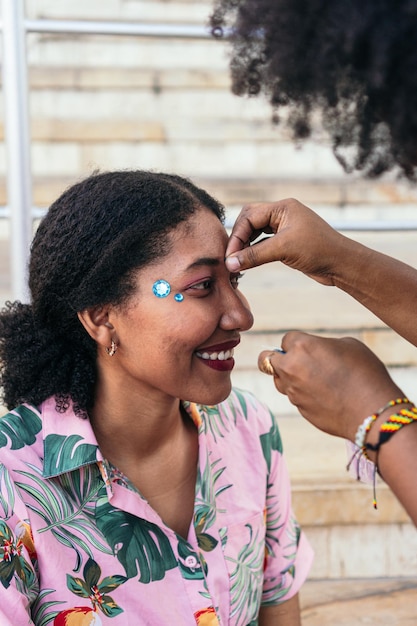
[126,209,228,300]
[168,208,227,259]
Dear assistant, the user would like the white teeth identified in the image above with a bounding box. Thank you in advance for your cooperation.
[196,349,234,361]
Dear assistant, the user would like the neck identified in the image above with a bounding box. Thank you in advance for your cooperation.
[89,371,199,536]
[89,381,186,463]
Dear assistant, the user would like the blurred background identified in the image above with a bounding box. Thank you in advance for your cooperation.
[0,1,416,619]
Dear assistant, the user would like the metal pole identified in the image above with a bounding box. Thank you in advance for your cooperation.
[2,0,32,301]
[24,19,215,39]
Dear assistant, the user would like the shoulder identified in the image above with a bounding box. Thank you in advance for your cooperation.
[0,404,43,477]
[0,404,42,452]
[216,387,277,436]
[190,389,281,450]
[223,387,272,419]
[224,389,283,457]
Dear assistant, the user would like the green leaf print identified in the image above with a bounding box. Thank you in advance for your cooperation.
[0,519,35,592]
[97,574,129,594]
[65,558,126,618]
[225,523,265,626]
[43,434,98,476]
[282,514,302,564]
[264,490,284,559]
[198,404,232,440]
[31,588,64,626]
[260,412,283,472]
[67,574,90,597]
[0,463,16,518]
[261,575,293,605]
[197,532,218,552]
[95,494,177,583]
[198,388,261,441]
[225,388,259,424]
[84,557,101,588]
[262,513,298,605]
[177,540,205,580]
[186,389,256,441]
[100,597,125,618]
[230,388,249,418]
[0,405,42,450]
[194,456,230,552]
[16,463,112,572]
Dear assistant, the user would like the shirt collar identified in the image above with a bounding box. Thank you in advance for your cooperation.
[41,397,206,479]
[41,396,102,478]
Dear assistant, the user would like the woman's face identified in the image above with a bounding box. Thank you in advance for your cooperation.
[105,207,254,406]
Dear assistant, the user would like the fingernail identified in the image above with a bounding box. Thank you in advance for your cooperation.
[225,256,241,271]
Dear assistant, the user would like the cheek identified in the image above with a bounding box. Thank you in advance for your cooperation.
[123,302,219,354]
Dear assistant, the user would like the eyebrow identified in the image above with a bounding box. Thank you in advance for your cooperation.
[185,257,222,271]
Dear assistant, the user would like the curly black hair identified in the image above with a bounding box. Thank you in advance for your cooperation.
[0,170,224,415]
[210,0,417,179]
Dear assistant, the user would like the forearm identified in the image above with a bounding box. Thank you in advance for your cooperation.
[331,235,417,346]
[365,413,417,525]
[258,594,301,626]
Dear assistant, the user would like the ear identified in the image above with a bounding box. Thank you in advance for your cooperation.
[77,305,115,348]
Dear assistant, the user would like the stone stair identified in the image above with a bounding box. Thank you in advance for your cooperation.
[0,1,416,604]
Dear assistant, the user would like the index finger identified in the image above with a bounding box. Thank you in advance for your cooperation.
[226,203,275,257]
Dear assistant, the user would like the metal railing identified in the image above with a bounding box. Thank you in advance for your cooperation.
[0,0,215,300]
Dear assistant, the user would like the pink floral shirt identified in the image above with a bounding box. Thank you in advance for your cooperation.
[0,388,313,625]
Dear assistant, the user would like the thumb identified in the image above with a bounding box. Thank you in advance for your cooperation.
[225,236,282,271]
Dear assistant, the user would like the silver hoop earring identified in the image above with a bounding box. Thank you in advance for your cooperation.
[106,340,118,356]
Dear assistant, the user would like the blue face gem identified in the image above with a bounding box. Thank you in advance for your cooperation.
[174,293,184,302]
[152,279,171,298]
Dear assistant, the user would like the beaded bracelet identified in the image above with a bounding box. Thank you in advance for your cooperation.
[354,397,411,453]
[348,398,415,509]
[365,407,417,454]
[365,407,417,509]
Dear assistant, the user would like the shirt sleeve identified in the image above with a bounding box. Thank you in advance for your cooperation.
[260,412,314,605]
[0,463,39,624]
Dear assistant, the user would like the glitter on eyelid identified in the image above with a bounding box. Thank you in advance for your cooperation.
[152,279,171,298]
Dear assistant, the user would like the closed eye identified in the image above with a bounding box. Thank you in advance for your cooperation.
[187,279,213,293]
[186,272,244,295]
[230,272,244,289]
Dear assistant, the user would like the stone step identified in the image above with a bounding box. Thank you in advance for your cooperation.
[1,0,411,590]
[24,0,212,23]
[2,175,417,226]
[2,175,417,212]
[300,577,417,625]
[276,415,417,579]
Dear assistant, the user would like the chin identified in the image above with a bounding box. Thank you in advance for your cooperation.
[192,382,232,407]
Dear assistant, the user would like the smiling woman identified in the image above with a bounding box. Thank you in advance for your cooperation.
[0,170,313,625]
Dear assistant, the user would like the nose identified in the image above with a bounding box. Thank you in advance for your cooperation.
[220,288,254,332]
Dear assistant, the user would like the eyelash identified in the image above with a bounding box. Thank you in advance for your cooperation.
[188,273,244,294]
[230,272,244,289]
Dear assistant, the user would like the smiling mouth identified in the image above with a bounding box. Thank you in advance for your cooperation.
[195,349,234,361]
